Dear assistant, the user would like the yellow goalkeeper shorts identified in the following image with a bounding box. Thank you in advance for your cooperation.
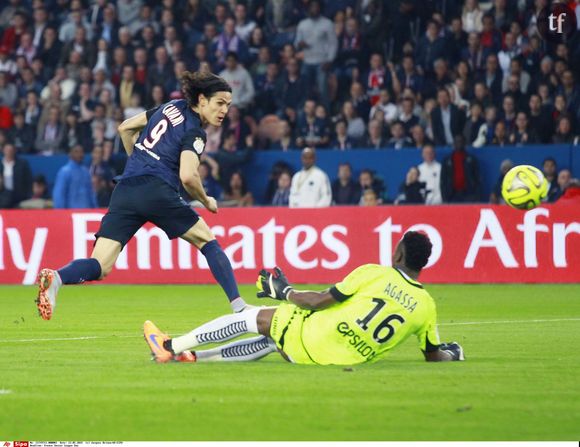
[270,302,317,365]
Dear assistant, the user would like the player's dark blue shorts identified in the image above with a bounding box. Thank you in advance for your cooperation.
[95,175,199,246]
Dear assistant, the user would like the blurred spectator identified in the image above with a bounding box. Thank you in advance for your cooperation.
[0,71,17,109]
[296,99,330,148]
[500,95,516,133]
[277,57,308,119]
[349,81,371,121]
[8,112,35,153]
[62,111,89,152]
[416,20,446,75]
[215,17,248,68]
[395,166,426,205]
[509,112,539,146]
[464,102,485,146]
[358,169,385,202]
[556,169,572,201]
[92,173,113,207]
[221,170,254,207]
[489,159,513,204]
[431,88,465,146]
[552,116,576,144]
[410,125,433,149]
[360,188,379,206]
[269,120,295,151]
[330,120,356,150]
[461,32,488,74]
[289,147,331,208]
[53,144,96,209]
[387,121,413,149]
[254,62,280,118]
[441,135,481,203]
[491,120,509,147]
[543,157,560,203]
[2,143,32,207]
[212,130,252,189]
[340,100,365,141]
[369,89,398,126]
[528,94,553,144]
[224,105,251,150]
[117,65,144,110]
[18,174,52,209]
[271,170,292,207]
[219,52,255,110]
[89,145,113,181]
[332,162,360,205]
[364,53,386,107]
[462,0,484,33]
[0,171,12,208]
[146,46,172,96]
[234,3,256,43]
[362,119,387,149]
[398,96,420,134]
[264,160,294,204]
[198,158,223,200]
[417,145,442,205]
[477,53,503,101]
[334,16,362,95]
[294,0,337,106]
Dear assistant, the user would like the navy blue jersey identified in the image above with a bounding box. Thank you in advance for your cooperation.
[121,99,206,190]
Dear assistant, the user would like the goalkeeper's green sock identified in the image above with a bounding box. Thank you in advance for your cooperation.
[170,306,261,354]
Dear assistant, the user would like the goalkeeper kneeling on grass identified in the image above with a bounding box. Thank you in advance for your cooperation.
[144,231,465,365]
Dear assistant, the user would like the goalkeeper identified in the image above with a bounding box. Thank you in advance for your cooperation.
[144,231,465,365]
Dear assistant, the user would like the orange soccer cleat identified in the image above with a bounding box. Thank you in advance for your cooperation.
[143,320,174,363]
[36,269,61,321]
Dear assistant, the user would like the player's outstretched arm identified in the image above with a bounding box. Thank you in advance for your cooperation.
[180,151,217,213]
[118,111,148,156]
[423,342,465,362]
[256,267,337,310]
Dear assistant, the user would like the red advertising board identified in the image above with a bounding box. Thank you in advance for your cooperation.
[0,204,579,285]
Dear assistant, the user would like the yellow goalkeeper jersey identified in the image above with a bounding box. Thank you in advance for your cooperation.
[300,264,441,365]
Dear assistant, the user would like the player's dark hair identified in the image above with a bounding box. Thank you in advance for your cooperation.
[180,70,232,107]
[402,231,432,272]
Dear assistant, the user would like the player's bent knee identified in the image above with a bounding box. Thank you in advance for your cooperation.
[181,219,216,249]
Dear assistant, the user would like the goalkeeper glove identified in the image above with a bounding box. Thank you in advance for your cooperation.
[439,342,465,361]
[256,267,293,301]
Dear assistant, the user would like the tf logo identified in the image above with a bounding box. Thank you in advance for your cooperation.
[3,442,11,447]
[537,2,577,43]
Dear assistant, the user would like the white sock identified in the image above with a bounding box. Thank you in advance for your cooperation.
[230,297,248,312]
[171,306,261,354]
[194,336,277,362]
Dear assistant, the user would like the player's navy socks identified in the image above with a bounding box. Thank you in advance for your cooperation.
[201,240,241,303]
[57,258,102,284]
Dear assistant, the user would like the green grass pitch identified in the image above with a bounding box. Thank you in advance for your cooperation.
[0,283,579,441]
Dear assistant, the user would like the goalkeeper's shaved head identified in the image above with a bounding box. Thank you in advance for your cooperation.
[398,231,433,273]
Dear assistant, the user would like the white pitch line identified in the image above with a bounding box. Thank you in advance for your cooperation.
[0,389,13,395]
[441,318,580,326]
[1,318,580,343]
[0,334,139,343]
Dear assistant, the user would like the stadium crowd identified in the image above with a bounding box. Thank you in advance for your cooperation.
[0,0,579,208]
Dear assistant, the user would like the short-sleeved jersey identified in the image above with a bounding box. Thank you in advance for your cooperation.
[301,264,440,365]
[121,99,206,191]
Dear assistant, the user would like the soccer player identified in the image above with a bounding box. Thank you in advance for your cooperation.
[144,232,465,365]
[36,71,251,320]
